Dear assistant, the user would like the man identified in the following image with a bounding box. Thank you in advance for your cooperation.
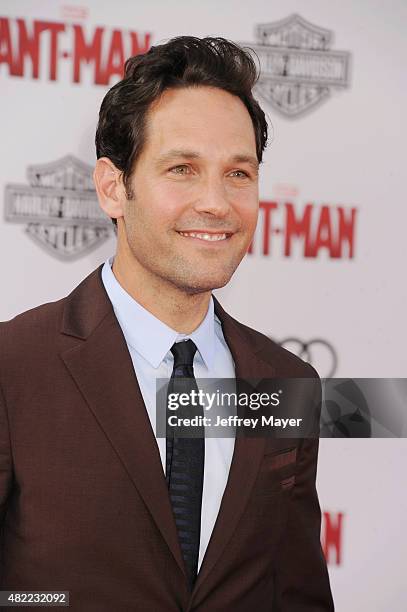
[0,36,334,610]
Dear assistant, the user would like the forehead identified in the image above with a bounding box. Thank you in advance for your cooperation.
[143,86,257,155]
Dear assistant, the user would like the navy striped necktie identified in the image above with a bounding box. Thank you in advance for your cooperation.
[165,339,205,591]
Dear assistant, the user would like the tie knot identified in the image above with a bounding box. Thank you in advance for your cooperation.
[170,339,197,368]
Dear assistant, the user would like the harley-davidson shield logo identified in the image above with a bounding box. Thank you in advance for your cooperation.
[240,14,351,118]
[4,155,113,260]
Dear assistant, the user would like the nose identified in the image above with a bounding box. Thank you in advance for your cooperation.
[192,176,231,218]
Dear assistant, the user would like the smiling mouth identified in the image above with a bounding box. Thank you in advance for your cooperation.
[177,230,233,242]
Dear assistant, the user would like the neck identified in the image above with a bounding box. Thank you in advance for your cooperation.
[111,247,212,335]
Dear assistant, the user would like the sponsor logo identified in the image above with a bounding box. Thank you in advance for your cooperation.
[322,511,344,565]
[277,338,338,378]
[4,155,112,260]
[248,199,357,259]
[0,16,151,85]
[322,379,372,438]
[320,379,407,439]
[239,14,351,117]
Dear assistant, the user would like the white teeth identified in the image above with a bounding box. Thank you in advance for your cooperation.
[179,231,228,241]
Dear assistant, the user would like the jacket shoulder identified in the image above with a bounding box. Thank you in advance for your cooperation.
[0,264,103,345]
[0,298,68,376]
[0,297,65,337]
[232,318,320,379]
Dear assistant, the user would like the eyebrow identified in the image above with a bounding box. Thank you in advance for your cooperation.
[154,149,260,172]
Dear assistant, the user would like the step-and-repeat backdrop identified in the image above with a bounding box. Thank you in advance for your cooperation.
[1,1,406,610]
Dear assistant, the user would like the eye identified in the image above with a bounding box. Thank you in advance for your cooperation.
[169,165,191,175]
[231,170,249,178]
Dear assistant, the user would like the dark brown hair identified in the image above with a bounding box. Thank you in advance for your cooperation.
[95,35,269,228]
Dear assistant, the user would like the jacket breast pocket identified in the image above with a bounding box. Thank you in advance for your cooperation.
[253,446,298,495]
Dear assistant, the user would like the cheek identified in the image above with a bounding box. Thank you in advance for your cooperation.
[236,195,259,231]
[144,181,189,223]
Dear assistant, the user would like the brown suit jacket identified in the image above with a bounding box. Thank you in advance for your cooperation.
[0,264,334,611]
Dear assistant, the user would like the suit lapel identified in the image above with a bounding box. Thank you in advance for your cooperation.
[190,297,276,600]
[60,265,187,578]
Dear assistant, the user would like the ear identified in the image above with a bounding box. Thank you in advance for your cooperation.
[93,157,127,221]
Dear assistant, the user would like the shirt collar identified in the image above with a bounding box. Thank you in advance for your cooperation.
[101,256,216,370]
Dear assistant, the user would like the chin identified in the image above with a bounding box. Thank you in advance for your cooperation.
[179,273,233,294]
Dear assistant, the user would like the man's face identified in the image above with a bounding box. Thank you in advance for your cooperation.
[121,85,259,293]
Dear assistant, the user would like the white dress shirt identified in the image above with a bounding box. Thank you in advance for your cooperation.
[101,256,236,571]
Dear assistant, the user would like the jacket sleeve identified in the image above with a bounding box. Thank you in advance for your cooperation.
[0,380,13,528]
[272,374,335,611]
